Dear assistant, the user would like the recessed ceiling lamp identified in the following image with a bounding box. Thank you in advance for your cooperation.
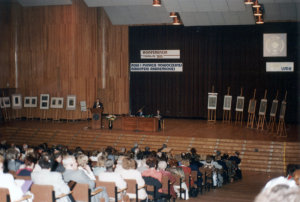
[170,12,177,17]
[252,0,261,8]
[173,16,180,25]
[244,0,254,4]
[153,0,161,7]
[253,7,262,16]
[256,15,264,24]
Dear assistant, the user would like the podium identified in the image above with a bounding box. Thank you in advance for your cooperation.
[90,108,103,129]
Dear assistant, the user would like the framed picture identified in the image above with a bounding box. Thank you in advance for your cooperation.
[248,100,256,113]
[279,101,286,119]
[208,94,218,110]
[24,96,38,108]
[40,94,50,109]
[1,97,11,108]
[258,99,268,115]
[270,100,278,117]
[50,97,64,109]
[12,94,22,109]
[66,95,77,110]
[80,101,87,112]
[263,33,287,57]
[223,96,232,110]
[236,96,244,112]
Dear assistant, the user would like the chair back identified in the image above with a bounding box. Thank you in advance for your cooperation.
[173,174,182,186]
[124,179,137,194]
[95,181,117,199]
[95,175,99,181]
[191,171,198,181]
[15,175,31,180]
[199,167,206,182]
[161,176,169,191]
[8,170,16,176]
[0,188,10,202]
[31,184,55,202]
[145,185,155,200]
[72,183,90,202]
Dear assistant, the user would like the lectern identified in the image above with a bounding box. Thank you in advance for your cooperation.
[90,108,103,129]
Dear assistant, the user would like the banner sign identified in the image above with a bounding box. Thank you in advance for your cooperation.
[130,63,183,72]
[266,62,294,72]
[140,50,180,59]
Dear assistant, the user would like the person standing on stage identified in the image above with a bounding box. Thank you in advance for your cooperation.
[93,98,103,109]
[155,109,163,130]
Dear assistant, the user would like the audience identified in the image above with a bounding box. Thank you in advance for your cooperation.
[93,155,107,176]
[6,147,23,172]
[51,151,65,172]
[158,161,177,198]
[179,158,194,187]
[16,153,36,176]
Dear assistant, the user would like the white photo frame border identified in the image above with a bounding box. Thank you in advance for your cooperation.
[236,96,244,112]
[223,95,232,110]
[40,94,50,109]
[270,100,278,117]
[80,101,87,112]
[50,97,64,109]
[208,94,218,110]
[66,95,77,110]
[24,96,38,108]
[2,97,11,108]
[12,94,22,109]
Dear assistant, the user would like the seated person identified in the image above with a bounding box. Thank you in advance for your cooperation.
[6,148,23,172]
[119,157,147,200]
[77,154,96,180]
[136,109,144,117]
[158,161,177,199]
[131,143,138,153]
[143,146,151,156]
[0,155,30,202]
[228,151,242,179]
[31,154,71,202]
[157,143,167,153]
[51,151,65,172]
[16,153,36,176]
[114,156,125,174]
[93,156,107,176]
[189,157,203,186]
[98,159,127,201]
[292,169,300,186]
[179,159,194,187]
[142,157,163,184]
[62,155,109,202]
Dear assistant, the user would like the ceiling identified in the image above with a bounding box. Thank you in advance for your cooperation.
[14,0,300,26]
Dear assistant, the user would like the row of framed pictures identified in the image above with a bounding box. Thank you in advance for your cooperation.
[207,94,286,118]
[0,94,77,110]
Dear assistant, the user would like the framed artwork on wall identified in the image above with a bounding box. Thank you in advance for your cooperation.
[24,96,38,108]
[12,94,22,109]
[50,97,64,109]
[40,94,50,109]
[66,95,77,110]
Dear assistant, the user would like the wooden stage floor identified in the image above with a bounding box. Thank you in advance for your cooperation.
[1,118,299,143]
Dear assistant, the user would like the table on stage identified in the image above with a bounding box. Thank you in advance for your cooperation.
[122,116,159,132]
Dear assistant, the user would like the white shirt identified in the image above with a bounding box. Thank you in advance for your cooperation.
[114,164,124,174]
[0,171,25,202]
[98,171,126,190]
[78,167,96,180]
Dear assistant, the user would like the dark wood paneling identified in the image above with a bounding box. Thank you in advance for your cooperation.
[129,24,300,123]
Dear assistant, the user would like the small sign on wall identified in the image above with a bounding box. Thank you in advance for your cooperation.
[140,50,180,59]
[266,62,294,72]
[130,63,183,72]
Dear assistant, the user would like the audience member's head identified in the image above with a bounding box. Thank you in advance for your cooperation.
[223,153,229,160]
[75,147,83,153]
[63,155,78,170]
[97,156,107,168]
[206,155,212,164]
[117,156,125,165]
[191,148,196,155]
[162,143,167,149]
[136,151,144,160]
[24,153,37,169]
[120,147,126,154]
[181,158,190,167]
[38,154,53,169]
[235,151,240,157]
[287,164,299,178]
[158,161,167,170]
[6,148,17,160]
[105,159,114,171]
[174,154,182,162]
[145,146,150,152]
[216,150,221,156]
[133,143,138,148]
[292,170,300,186]
[169,159,178,168]
[122,158,136,170]
[146,157,157,168]
[92,150,99,157]
[53,151,62,163]
[77,154,89,167]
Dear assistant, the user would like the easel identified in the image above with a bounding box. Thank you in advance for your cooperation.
[67,111,76,122]
[277,91,287,137]
[269,90,279,134]
[1,91,11,121]
[53,108,60,122]
[235,87,244,126]
[223,87,231,124]
[26,107,33,120]
[247,89,257,128]
[40,109,48,121]
[13,109,21,120]
[207,86,216,124]
[257,90,268,130]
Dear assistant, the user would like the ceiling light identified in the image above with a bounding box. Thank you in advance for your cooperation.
[170,12,177,18]
[245,0,254,4]
[173,16,180,25]
[253,7,262,16]
[253,0,261,7]
[256,15,264,24]
[153,0,161,7]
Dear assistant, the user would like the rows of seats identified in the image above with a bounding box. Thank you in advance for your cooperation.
[1,126,299,173]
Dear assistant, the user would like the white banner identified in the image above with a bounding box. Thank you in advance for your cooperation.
[130,63,183,72]
[266,62,294,72]
[140,50,180,59]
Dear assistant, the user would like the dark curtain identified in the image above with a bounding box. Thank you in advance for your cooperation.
[129,23,300,123]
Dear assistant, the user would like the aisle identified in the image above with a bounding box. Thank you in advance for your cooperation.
[188,171,283,202]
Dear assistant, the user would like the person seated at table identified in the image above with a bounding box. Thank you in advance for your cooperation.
[93,98,103,108]
[31,154,71,202]
[16,153,36,176]
[136,109,144,117]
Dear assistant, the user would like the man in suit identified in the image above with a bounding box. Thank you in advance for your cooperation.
[62,155,109,202]
[136,109,144,117]
[93,98,103,109]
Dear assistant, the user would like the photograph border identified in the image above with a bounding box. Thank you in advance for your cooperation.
[66,95,77,110]
[223,95,232,110]
[248,99,257,113]
[40,94,50,109]
[12,94,22,109]
[50,97,64,109]
[270,100,278,117]
[80,101,87,112]
[24,96,38,108]
[2,97,11,108]
[208,95,218,110]
[258,99,268,115]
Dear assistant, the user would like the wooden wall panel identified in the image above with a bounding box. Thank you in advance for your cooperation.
[0,0,129,119]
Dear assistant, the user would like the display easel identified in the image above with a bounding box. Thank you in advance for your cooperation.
[13,109,21,120]
[207,86,217,124]
[235,87,243,126]
[277,91,287,137]
[223,87,231,124]
[53,108,61,122]
[26,108,33,120]
[40,109,48,121]
[269,90,279,134]
[257,90,268,131]
[247,89,257,128]
[1,91,11,121]
[67,111,76,122]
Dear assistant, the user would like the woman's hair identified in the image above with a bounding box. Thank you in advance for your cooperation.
[235,151,240,156]
[136,151,144,160]
[122,158,136,170]
[223,153,229,160]
[150,151,157,157]
[146,157,157,168]
[53,151,61,160]
[174,154,182,162]
[39,154,53,169]
[206,155,212,163]
[77,154,88,167]
[25,148,34,156]
[169,159,178,167]
[92,150,99,157]
[24,153,37,167]
[190,148,196,154]
[158,161,167,170]
[97,156,107,167]
[181,159,190,167]
[216,150,221,156]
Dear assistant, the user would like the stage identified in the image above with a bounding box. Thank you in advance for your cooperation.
[1,118,299,143]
